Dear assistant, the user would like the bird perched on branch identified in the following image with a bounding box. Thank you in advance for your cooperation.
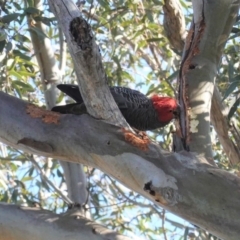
[52,84,179,131]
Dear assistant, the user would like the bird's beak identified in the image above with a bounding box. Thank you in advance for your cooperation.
[173,104,181,118]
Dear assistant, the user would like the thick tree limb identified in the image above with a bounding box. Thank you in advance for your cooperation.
[48,0,128,127]
[28,0,60,108]
[1,91,240,240]
[178,0,239,160]
[0,203,133,240]
[211,86,240,165]
[163,0,186,51]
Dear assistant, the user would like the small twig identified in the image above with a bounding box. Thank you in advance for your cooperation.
[28,154,73,205]
[162,209,168,240]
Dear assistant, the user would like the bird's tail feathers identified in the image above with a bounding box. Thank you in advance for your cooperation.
[52,103,87,115]
[57,84,83,102]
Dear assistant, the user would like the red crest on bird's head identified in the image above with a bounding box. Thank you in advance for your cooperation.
[150,95,178,123]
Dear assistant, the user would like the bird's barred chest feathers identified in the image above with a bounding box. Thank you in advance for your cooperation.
[120,102,165,131]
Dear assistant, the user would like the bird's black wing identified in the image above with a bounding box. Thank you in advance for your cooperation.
[57,85,149,109]
[110,86,149,110]
[57,84,83,103]
[53,84,162,130]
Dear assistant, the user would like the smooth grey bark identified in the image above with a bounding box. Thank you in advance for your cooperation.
[0,91,240,240]
[211,86,240,166]
[61,162,88,204]
[0,203,133,240]
[178,0,239,161]
[28,0,59,109]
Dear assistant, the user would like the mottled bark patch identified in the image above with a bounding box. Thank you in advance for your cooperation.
[70,17,93,50]
[18,138,53,153]
[144,181,178,206]
[26,104,60,124]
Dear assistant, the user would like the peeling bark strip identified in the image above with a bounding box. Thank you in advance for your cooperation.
[122,128,150,151]
[178,7,206,150]
[70,17,93,51]
[26,104,60,124]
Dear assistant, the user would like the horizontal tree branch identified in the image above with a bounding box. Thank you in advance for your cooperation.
[1,91,240,240]
[0,203,132,240]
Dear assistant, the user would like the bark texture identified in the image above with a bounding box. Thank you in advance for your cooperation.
[163,0,186,51]
[48,0,128,127]
[0,203,132,240]
[1,92,240,240]
[177,0,239,162]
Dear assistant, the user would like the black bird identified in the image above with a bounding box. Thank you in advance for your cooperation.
[52,84,178,131]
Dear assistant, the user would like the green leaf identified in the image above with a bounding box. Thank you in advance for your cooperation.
[15,180,26,189]
[228,97,240,120]
[57,169,63,177]
[166,70,179,81]
[27,0,34,7]
[147,37,164,42]
[0,29,7,41]
[222,81,239,101]
[230,74,240,83]
[9,70,23,80]
[231,27,240,33]
[33,16,56,26]
[145,10,154,22]
[228,60,234,81]
[14,33,31,43]
[12,50,31,61]
[2,13,20,23]
[41,180,50,191]
[17,71,35,77]
[16,44,30,52]
[229,31,240,40]
[121,71,134,81]
[21,176,33,182]
[28,166,34,177]
[12,80,35,92]
[6,42,13,53]
[0,40,6,53]
[28,26,48,39]
[24,7,41,15]
[98,0,110,9]
[13,2,22,11]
